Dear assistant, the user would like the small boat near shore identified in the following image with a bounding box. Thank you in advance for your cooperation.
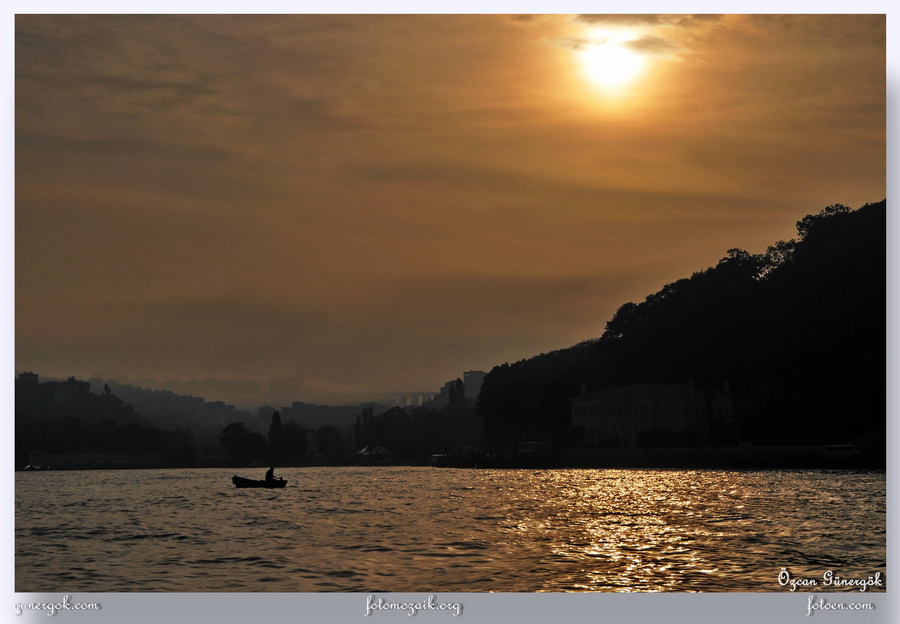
[232,475,287,488]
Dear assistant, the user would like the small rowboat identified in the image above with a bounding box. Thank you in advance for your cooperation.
[232,475,287,488]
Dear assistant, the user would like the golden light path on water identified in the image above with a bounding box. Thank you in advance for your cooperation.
[529,471,735,591]
[15,467,885,592]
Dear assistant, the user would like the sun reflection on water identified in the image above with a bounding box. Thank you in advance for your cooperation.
[15,467,885,592]
[495,469,883,592]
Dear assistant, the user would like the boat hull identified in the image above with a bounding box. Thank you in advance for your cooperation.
[232,475,287,488]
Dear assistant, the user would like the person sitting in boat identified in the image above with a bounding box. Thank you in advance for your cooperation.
[265,466,277,482]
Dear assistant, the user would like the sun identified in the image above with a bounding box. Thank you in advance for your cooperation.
[578,30,648,93]
[581,44,646,90]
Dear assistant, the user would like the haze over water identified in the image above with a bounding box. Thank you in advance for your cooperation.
[15,467,885,593]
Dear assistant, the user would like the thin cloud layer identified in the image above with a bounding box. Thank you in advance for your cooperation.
[576,14,722,27]
[15,15,885,407]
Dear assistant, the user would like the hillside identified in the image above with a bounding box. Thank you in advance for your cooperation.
[477,200,886,453]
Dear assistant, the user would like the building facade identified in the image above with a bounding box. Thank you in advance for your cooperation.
[570,382,736,448]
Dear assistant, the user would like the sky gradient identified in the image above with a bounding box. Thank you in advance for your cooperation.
[15,14,886,407]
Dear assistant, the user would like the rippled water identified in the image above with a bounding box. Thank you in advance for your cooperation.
[15,467,885,592]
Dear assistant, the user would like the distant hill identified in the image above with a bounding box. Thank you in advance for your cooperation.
[14,374,196,466]
[101,380,254,449]
[478,200,886,453]
[101,382,392,450]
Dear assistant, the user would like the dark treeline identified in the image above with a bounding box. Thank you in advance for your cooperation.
[15,373,481,468]
[15,377,196,466]
[18,418,196,466]
[353,379,481,462]
[17,200,885,467]
[217,417,315,466]
[220,379,482,465]
[102,380,254,450]
[478,200,886,453]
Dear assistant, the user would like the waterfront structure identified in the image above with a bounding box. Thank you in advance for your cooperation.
[570,382,736,447]
[26,451,165,469]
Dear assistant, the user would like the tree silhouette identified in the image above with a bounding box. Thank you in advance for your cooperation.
[216,422,266,464]
[477,200,885,453]
[314,425,344,457]
[268,410,284,464]
[279,422,309,464]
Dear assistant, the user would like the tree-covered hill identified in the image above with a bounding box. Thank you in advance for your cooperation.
[478,200,886,452]
[14,376,196,466]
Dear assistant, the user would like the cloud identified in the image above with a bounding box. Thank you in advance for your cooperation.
[625,35,680,56]
[562,14,721,61]
[546,30,681,60]
[550,36,591,51]
[576,14,722,28]
[14,15,884,407]
[577,14,666,26]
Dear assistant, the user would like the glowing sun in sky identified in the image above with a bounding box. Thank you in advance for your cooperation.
[578,29,648,93]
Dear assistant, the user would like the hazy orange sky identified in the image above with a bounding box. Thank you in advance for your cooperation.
[14,14,886,407]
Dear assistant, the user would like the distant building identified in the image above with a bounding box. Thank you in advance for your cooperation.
[15,373,42,403]
[51,377,91,404]
[570,382,736,448]
[428,378,464,409]
[18,372,39,385]
[463,370,487,400]
[404,393,435,407]
[439,380,457,403]
[258,405,277,420]
[17,375,92,404]
[290,402,371,432]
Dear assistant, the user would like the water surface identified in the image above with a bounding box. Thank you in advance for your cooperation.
[15,467,886,592]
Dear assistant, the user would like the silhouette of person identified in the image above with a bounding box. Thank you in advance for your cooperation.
[265,466,276,482]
